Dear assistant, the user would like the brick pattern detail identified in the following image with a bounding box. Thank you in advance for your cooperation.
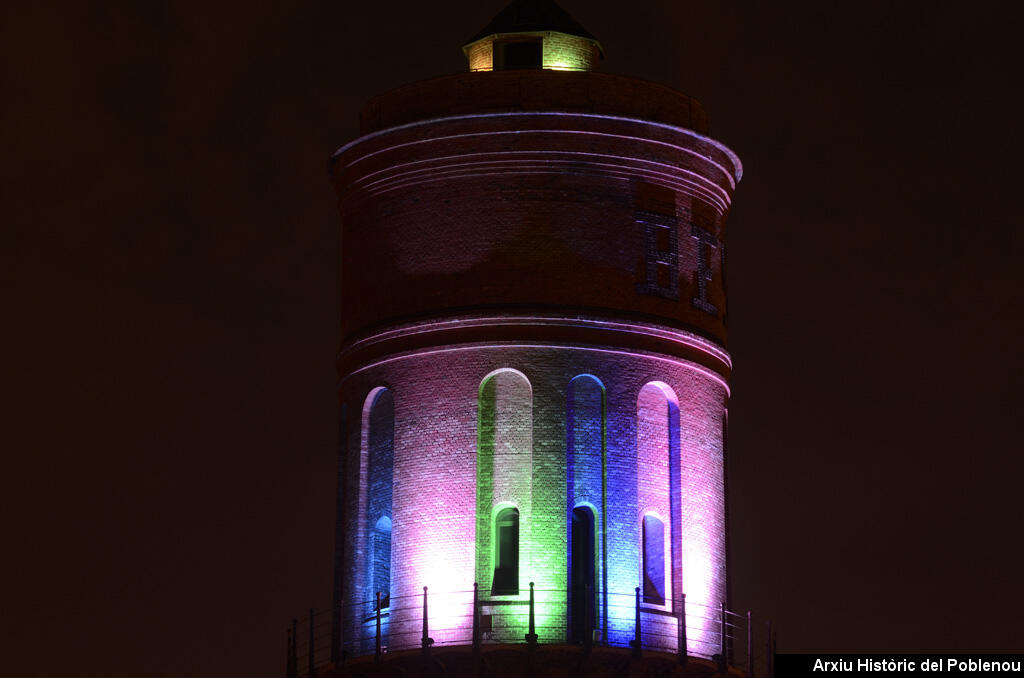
[333,113,737,349]
[338,344,728,654]
[541,32,598,71]
[466,40,493,72]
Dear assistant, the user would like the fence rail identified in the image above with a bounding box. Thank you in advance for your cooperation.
[288,584,774,677]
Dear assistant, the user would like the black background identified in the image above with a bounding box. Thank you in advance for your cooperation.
[5,1,1022,676]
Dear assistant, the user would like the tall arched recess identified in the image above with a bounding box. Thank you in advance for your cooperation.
[475,369,532,604]
[566,374,605,643]
[636,382,680,614]
[362,387,394,609]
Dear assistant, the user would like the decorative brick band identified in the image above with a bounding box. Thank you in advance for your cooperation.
[337,314,732,384]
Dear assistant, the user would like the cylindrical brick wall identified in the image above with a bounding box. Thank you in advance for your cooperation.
[330,68,741,658]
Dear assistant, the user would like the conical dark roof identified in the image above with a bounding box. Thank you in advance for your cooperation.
[466,0,597,44]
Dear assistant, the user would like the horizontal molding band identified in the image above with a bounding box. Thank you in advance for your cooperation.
[337,314,732,384]
[332,111,741,187]
[346,151,729,213]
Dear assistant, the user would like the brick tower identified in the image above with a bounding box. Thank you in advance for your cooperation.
[326,0,743,672]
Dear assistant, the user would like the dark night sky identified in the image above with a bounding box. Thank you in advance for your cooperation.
[5,1,1022,675]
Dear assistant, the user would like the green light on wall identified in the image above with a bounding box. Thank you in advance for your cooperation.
[541,33,599,72]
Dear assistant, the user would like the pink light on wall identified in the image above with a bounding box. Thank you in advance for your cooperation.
[679,391,728,657]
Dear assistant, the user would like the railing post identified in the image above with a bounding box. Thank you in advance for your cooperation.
[307,608,316,678]
[629,586,642,657]
[747,611,754,678]
[421,586,434,653]
[525,582,538,648]
[375,592,382,664]
[719,602,728,673]
[472,582,480,653]
[677,593,687,666]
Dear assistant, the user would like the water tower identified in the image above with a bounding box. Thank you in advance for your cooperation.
[324,0,746,673]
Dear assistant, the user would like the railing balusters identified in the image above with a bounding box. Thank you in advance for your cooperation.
[286,588,773,675]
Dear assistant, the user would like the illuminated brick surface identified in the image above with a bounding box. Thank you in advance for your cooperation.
[338,339,729,653]
[330,65,741,659]
[464,32,600,72]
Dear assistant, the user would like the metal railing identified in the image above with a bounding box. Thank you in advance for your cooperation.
[289,584,774,677]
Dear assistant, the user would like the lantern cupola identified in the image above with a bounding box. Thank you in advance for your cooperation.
[462,0,603,72]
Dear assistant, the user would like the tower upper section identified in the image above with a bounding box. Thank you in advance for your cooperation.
[329,1,741,378]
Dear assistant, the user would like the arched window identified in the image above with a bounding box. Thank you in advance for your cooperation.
[567,374,605,640]
[363,388,394,606]
[642,514,666,604]
[492,507,519,595]
[637,382,678,607]
[476,369,532,596]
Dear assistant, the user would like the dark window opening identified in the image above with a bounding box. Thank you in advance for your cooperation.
[571,506,597,642]
[642,514,666,604]
[492,507,519,595]
[498,40,542,70]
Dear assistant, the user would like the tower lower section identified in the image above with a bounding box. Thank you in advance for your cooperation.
[334,316,729,659]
